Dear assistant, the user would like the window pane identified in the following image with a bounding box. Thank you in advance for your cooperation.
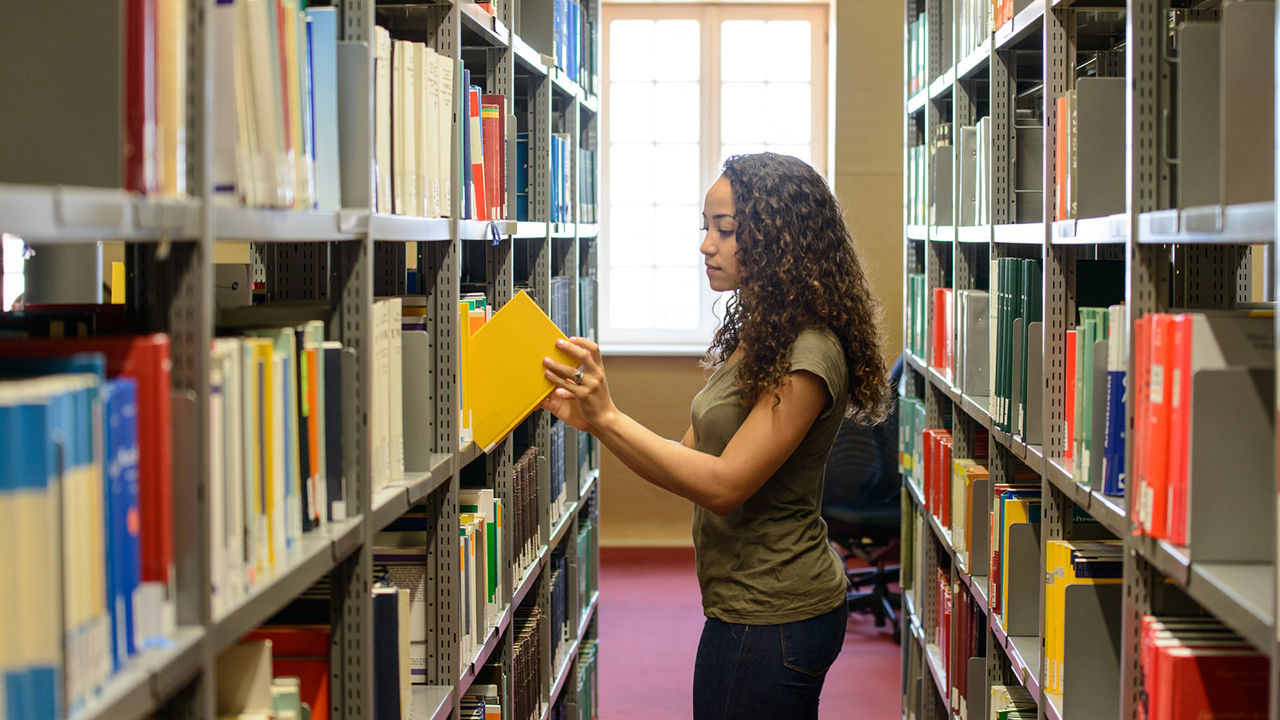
[654,82,699,144]
[653,143,700,205]
[2,234,25,268]
[720,83,767,143]
[765,144,812,165]
[609,205,656,266]
[765,83,811,144]
[610,143,656,204]
[609,83,655,143]
[653,20,700,81]
[654,266,699,329]
[611,267,654,328]
[721,20,765,82]
[610,20,654,81]
[720,143,767,167]
[653,204,702,267]
[766,21,811,82]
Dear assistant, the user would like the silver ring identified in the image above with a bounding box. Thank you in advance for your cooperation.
[574,368,584,384]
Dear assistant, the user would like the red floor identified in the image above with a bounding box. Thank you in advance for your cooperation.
[598,547,902,720]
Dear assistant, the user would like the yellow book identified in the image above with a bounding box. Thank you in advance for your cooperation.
[999,495,1038,630]
[468,290,578,453]
[1044,540,1121,693]
[459,300,473,444]
[249,339,278,570]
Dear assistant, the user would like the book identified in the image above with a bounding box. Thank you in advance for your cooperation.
[468,291,579,453]
[306,7,341,211]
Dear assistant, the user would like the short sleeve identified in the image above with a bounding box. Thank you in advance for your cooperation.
[787,329,847,414]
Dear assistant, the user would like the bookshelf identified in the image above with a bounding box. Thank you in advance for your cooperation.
[900,1,1278,720]
[0,1,600,719]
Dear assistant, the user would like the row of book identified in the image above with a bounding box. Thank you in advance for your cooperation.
[989,257,1040,436]
[208,319,349,617]
[990,684,1035,719]
[551,134,575,224]
[906,274,928,360]
[1065,304,1126,496]
[373,29,454,218]
[577,498,598,618]
[132,0,189,196]
[1043,539,1121,696]
[553,0,596,93]
[549,549,571,672]
[933,568,987,719]
[1132,309,1274,545]
[575,639,599,720]
[513,604,545,720]
[958,0,991,60]
[1138,615,1268,720]
[0,334,179,720]
[906,144,928,226]
[907,14,928,96]
[1053,78,1124,221]
[460,489,505,669]
[216,636,327,720]
[462,681,504,720]
[213,2,339,210]
[513,448,544,583]
[579,148,599,224]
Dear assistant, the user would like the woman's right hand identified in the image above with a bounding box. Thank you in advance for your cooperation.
[540,336,616,433]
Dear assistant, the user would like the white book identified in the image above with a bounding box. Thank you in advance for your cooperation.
[388,297,405,485]
[392,39,407,215]
[415,43,430,217]
[213,0,242,204]
[375,25,393,214]
[404,42,419,216]
[436,53,455,217]
[246,0,290,207]
[423,46,441,217]
[213,338,247,609]
[210,366,227,617]
[372,300,391,492]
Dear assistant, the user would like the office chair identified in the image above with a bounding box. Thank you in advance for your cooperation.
[821,356,903,641]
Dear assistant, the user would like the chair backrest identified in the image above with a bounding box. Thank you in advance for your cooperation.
[821,354,903,515]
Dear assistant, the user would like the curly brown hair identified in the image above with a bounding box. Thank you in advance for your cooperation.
[708,153,888,423]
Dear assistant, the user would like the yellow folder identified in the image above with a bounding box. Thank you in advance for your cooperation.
[469,290,578,453]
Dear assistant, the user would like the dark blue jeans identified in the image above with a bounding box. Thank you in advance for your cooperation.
[693,602,848,720]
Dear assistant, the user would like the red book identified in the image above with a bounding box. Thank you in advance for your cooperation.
[468,87,488,221]
[940,435,953,527]
[481,95,506,220]
[1155,647,1268,720]
[1142,314,1175,537]
[125,0,157,192]
[943,289,954,383]
[1064,329,1076,461]
[1166,314,1193,546]
[932,288,949,372]
[242,625,332,720]
[0,335,173,584]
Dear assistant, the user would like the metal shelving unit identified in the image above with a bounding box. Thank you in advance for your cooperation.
[900,1,1278,719]
[0,0,601,718]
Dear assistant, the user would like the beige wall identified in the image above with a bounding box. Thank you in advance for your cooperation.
[600,3,904,547]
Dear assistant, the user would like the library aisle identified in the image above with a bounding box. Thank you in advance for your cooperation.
[598,548,902,720]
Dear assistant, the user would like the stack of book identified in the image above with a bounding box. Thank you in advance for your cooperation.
[958,0,991,59]
[934,567,952,688]
[460,489,505,665]
[579,146,598,223]
[576,639,599,720]
[898,394,930,488]
[930,287,954,382]
[1132,309,1275,545]
[955,289,990,398]
[921,427,954,529]
[1065,304,1125,494]
[1139,616,1268,719]
[462,681,503,720]
[577,499,598,616]
[990,685,1036,719]
[551,133,574,223]
[956,118,993,227]
[370,528,429,686]
[549,549,571,671]
[907,143,928,225]
[948,436,990,571]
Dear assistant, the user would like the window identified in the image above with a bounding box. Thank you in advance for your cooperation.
[2,234,25,311]
[601,4,829,352]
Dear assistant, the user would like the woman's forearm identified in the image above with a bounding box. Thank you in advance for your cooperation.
[590,409,733,512]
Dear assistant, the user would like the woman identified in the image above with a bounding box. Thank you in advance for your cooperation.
[541,152,888,719]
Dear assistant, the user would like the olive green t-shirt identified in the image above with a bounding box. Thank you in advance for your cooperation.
[690,327,850,624]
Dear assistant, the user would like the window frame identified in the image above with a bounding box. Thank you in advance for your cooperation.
[600,2,830,354]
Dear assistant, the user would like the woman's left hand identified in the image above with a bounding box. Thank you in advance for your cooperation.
[541,337,617,433]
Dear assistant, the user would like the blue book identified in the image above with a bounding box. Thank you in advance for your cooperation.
[461,68,473,219]
[1101,369,1126,495]
[103,378,140,671]
[516,132,529,221]
[306,7,341,211]
[322,342,346,522]
[1,399,33,720]
[568,0,580,81]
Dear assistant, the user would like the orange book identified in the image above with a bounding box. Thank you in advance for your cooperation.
[1064,329,1076,461]
[1142,314,1175,537]
[1130,317,1150,524]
